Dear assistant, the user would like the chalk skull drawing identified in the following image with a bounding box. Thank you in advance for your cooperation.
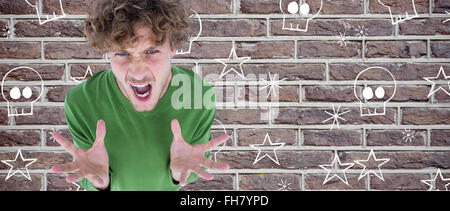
[377,0,419,25]
[354,67,397,117]
[280,0,323,32]
[25,0,66,25]
[1,67,44,117]
[175,10,202,55]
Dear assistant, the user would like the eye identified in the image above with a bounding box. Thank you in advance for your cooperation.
[116,52,129,56]
[146,49,159,55]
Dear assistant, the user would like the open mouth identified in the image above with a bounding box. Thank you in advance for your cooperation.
[130,83,152,102]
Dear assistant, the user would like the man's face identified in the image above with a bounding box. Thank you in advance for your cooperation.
[108,27,176,112]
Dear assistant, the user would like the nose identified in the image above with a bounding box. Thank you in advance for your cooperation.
[128,60,150,81]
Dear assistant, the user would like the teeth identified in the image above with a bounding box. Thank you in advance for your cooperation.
[131,84,150,88]
[136,90,150,98]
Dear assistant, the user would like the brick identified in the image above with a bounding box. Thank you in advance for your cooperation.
[0,108,8,125]
[390,86,430,102]
[174,42,232,59]
[215,151,333,169]
[298,41,361,58]
[0,130,41,147]
[200,20,266,37]
[46,174,85,191]
[14,20,85,37]
[211,129,234,147]
[200,63,326,81]
[238,174,301,191]
[370,174,430,190]
[237,85,299,103]
[215,108,269,124]
[274,107,396,125]
[181,0,232,14]
[0,19,8,38]
[0,0,36,14]
[236,41,295,59]
[0,86,42,103]
[365,41,427,58]
[304,174,366,190]
[0,42,41,59]
[304,86,357,102]
[366,130,426,146]
[430,130,450,146]
[339,151,450,169]
[0,174,42,191]
[271,19,393,36]
[44,42,103,60]
[399,18,450,35]
[433,0,450,13]
[435,90,450,103]
[239,0,280,14]
[237,129,297,146]
[0,64,65,81]
[14,107,66,125]
[431,41,450,58]
[369,0,429,14]
[180,174,234,191]
[0,151,72,170]
[402,108,450,125]
[46,86,74,102]
[42,0,93,15]
[213,86,234,104]
[329,63,450,81]
[303,130,362,146]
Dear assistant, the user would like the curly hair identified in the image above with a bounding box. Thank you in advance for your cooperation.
[84,0,190,53]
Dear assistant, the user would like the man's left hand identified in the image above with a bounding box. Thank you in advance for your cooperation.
[169,119,230,186]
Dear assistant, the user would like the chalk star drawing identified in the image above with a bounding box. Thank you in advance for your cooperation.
[319,152,355,186]
[278,179,292,191]
[1,24,13,38]
[421,169,450,191]
[354,25,369,38]
[212,119,232,162]
[353,149,390,181]
[443,11,450,24]
[1,149,37,181]
[49,128,61,143]
[250,133,285,166]
[423,66,450,98]
[401,129,416,143]
[25,0,67,25]
[72,182,81,191]
[215,46,251,80]
[71,66,94,84]
[259,72,287,99]
[337,32,350,47]
[322,104,351,130]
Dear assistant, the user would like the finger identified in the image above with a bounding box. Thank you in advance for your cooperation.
[51,162,79,173]
[51,132,78,155]
[179,170,190,187]
[171,119,182,139]
[66,172,85,183]
[201,158,230,170]
[199,134,230,152]
[93,120,106,147]
[86,174,104,187]
[193,167,214,181]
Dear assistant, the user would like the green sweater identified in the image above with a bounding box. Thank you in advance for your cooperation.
[64,66,216,191]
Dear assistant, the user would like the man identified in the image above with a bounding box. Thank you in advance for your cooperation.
[50,0,230,191]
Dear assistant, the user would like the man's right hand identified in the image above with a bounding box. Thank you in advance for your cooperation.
[51,120,110,190]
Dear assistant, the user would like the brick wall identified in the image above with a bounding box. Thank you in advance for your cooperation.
[0,0,449,191]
